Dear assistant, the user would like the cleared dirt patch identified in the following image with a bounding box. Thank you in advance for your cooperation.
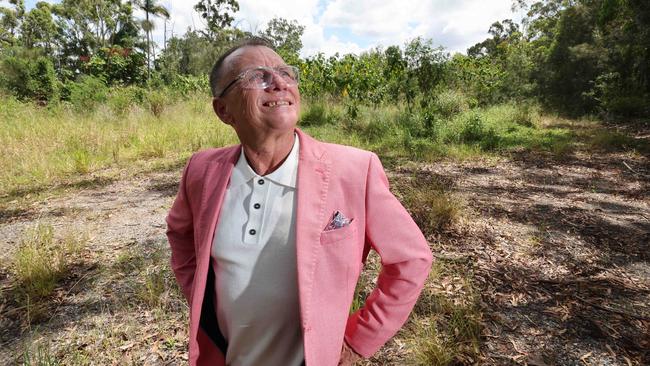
[1,142,648,365]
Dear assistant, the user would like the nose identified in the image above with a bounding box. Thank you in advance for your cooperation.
[268,71,289,91]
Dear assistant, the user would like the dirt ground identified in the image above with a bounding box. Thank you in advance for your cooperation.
[1,133,648,364]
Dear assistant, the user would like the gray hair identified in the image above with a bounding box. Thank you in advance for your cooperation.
[209,36,275,97]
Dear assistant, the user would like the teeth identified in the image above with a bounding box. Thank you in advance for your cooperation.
[266,101,289,107]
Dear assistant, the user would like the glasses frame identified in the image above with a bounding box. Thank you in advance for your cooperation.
[217,65,300,98]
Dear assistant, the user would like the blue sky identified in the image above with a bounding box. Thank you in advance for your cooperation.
[16,0,522,57]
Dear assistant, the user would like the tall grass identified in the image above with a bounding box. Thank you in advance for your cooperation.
[1,90,579,199]
[11,224,87,321]
[0,92,237,198]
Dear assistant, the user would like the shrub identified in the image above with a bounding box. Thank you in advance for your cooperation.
[0,53,58,102]
[461,113,485,143]
[604,95,649,118]
[511,102,539,127]
[400,177,462,234]
[432,90,469,119]
[145,89,171,118]
[107,86,146,116]
[65,76,109,111]
[301,102,331,126]
[27,57,59,102]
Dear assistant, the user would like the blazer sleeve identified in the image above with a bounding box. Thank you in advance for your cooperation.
[344,153,434,357]
[166,155,197,304]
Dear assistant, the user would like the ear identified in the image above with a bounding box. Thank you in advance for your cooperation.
[213,97,233,125]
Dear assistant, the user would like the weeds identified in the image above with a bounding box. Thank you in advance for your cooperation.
[11,224,87,321]
[399,176,462,235]
[407,262,482,365]
[13,225,85,299]
[21,342,60,366]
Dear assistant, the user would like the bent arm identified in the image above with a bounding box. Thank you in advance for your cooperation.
[166,155,197,303]
[344,153,433,357]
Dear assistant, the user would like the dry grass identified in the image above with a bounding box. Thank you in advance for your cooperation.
[405,262,482,365]
[0,94,237,200]
[10,224,87,322]
[397,174,463,236]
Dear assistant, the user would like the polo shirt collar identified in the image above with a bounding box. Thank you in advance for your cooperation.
[229,133,299,189]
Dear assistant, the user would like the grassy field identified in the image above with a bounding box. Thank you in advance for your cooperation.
[1,90,600,201]
[1,93,648,365]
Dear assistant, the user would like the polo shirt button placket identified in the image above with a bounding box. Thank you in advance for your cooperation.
[245,176,269,245]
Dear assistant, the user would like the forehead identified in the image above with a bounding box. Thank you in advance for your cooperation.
[225,46,285,76]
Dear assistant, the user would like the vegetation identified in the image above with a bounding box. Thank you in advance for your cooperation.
[10,224,87,322]
[1,0,649,365]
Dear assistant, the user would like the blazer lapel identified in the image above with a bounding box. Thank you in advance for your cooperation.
[198,146,241,260]
[294,128,331,329]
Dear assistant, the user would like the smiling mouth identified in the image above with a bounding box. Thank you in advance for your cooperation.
[263,101,292,107]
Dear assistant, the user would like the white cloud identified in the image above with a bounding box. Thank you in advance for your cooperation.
[316,0,521,54]
[121,0,522,58]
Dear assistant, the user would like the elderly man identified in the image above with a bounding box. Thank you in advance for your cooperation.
[166,37,433,366]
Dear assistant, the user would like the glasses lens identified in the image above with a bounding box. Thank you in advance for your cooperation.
[241,66,299,89]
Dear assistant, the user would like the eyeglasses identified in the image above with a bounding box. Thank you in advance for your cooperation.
[218,65,300,97]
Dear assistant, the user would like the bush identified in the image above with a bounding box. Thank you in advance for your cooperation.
[301,102,328,126]
[64,76,109,111]
[301,102,339,126]
[169,75,211,97]
[511,102,539,127]
[107,86,146,116]
[461,113,486,143]
[0,53,58,102]
[431,90,469,119]
[604,95,650,118]
[145,89,171,118]
[27,57,59,102]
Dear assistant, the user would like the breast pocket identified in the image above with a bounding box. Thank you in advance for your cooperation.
[320,222,357,245]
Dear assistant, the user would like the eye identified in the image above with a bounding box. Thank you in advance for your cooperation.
[248,70,266,81]
[278,67,296,81]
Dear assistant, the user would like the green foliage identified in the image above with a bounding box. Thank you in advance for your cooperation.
[64,75,109,111]
[27,56,58,101]
[84,46,146,85]
[194,0,239,40]
[0,49,58,101]
[261,17,305,66]
[460,113,487,143]
[430,90,470,119]
[107,85,146,116]
[300,102,336,126]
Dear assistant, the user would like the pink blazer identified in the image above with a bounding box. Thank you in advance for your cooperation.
[166,128,433,366]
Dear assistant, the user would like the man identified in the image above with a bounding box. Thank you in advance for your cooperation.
[166,37,433,366]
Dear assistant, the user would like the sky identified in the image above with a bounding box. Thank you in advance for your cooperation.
[18,0,523,57]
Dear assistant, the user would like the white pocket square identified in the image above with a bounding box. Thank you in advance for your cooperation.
[325,210,353,231]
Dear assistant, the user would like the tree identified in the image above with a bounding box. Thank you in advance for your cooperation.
[260,17,305,65]
[467,19,521,58]
[20,2,56,54]
[134,0,170,79]
[0,0,25,46]
[404,37,448,105]
[193,0,239,41]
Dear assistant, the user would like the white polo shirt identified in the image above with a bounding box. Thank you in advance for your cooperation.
[211,134,303,366]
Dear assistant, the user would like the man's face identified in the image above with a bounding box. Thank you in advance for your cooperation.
[214,46,301,139]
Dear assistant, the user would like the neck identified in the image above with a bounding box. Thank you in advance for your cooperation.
[240,130,295,176]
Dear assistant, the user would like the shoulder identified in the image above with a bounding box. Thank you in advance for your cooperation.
[298,129,375,165]
[187,144,240,167]
[320,140,375,164]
